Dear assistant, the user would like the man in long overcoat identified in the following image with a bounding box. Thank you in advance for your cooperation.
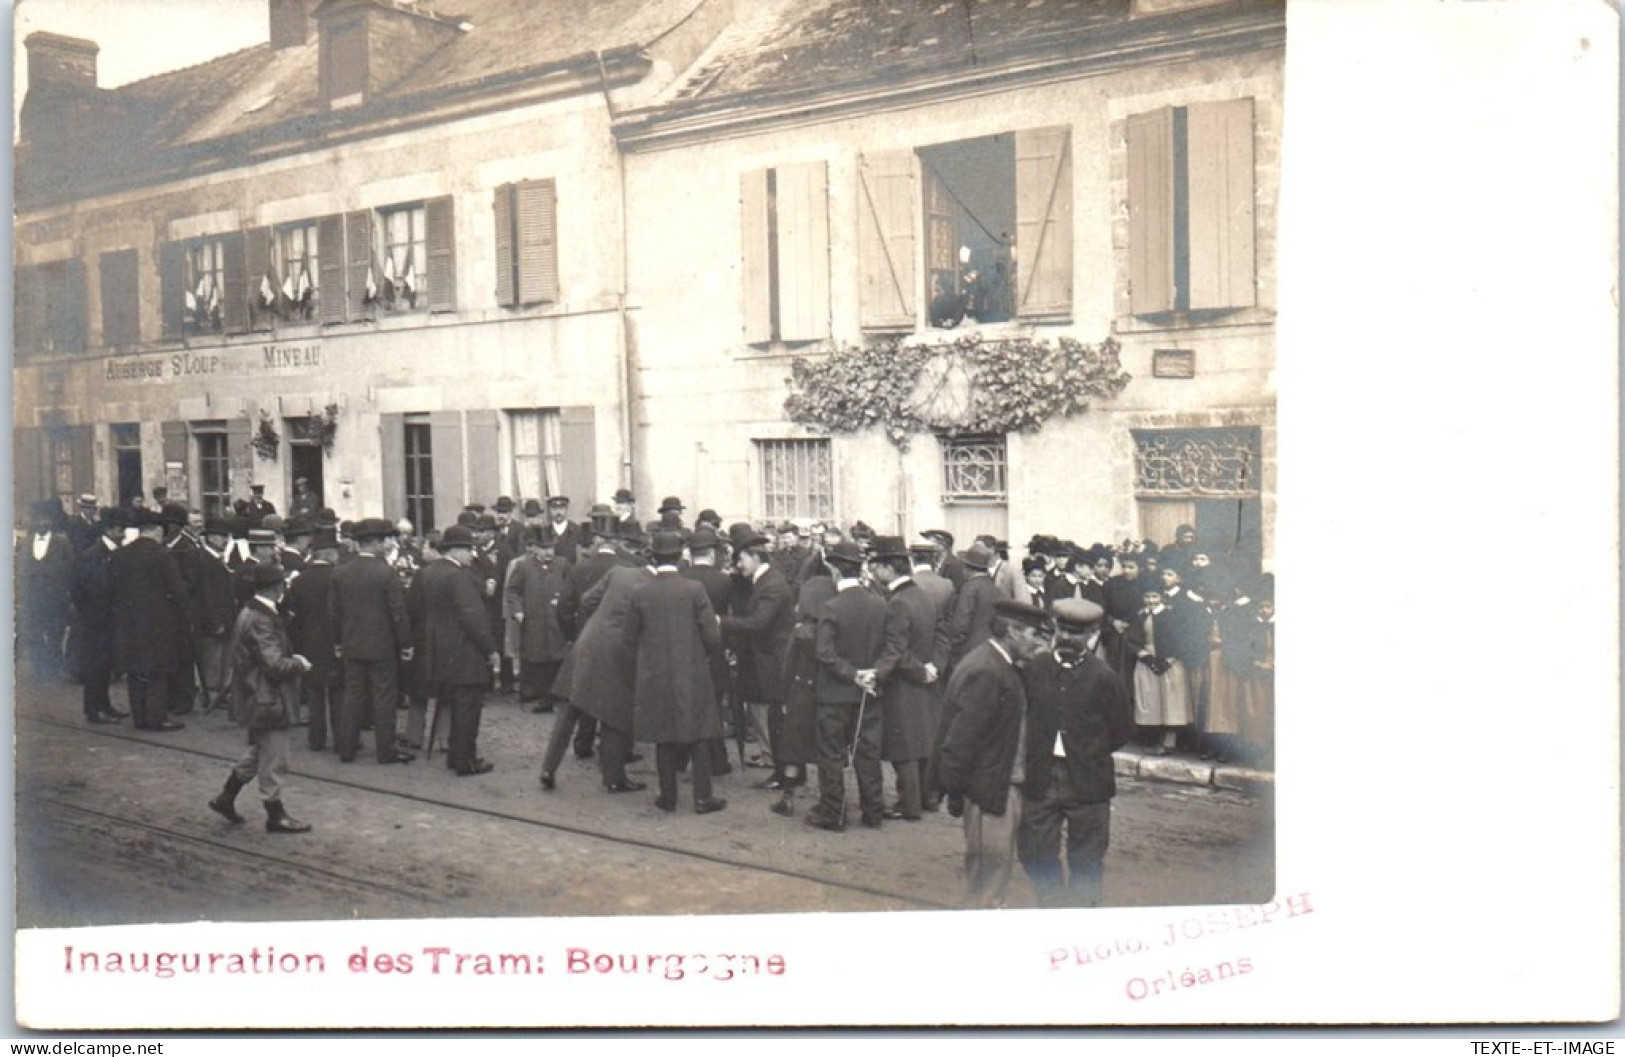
[420,525,499,775]
[937,599,1053,908]
[69,508,128,724]
[505,528,570,713]
[110,508,192,730]
[625,531,727,814]
[565,556,655,792]
[190,519,240,713]
[868,536,947,821]
[286,527,343,750]
[681,524,736,775]
[17,498,73,682]
[719,524,795,786]
[209,563,313,833]
[946,542,1001,672]
[329,518,415,764]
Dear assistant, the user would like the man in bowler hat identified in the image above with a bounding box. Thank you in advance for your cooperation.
[420,524,499,775]
[329,518,414,764]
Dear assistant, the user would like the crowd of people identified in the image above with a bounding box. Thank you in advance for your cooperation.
[16,484,1274,908]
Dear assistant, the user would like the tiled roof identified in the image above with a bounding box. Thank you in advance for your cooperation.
[668,0,1130,104]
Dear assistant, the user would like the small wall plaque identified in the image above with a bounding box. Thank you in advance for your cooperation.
[1153,348,1196,378]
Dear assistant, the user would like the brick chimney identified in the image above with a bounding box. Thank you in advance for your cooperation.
[269,0,311,49]
[24,32,98,93]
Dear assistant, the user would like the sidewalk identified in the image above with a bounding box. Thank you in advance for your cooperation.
[1113,745,1273,795]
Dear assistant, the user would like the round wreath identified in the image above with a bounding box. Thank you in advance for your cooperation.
[784,333,1131,451]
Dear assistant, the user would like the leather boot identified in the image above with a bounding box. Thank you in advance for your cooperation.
[208,773,248,824]
[265,800,312,834]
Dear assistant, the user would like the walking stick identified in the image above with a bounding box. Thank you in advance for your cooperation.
[840,688,871,829]
[727,651,747,771]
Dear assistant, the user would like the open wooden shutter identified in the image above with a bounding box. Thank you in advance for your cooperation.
[159,242,186,338]
[221,231,249,333]
[14,428,44,513]
[425,195,457,313]
[516,180,558,306]
[856,150,916,330]
[428,410,466,511]
[557,406,596,510]
[464,409,500,505]
[1186,98,1256,311]
[317,214,346,324]
[1014,127,1073,320]
[494,184,516,307]
[70,425,93,497]
[740,168,773,343]
[226,416,253,484]
[14,267,43,357]
[345,209,374,321]
[244,226,272,330]
[98,249,139,348]
[379,413,406,521]
[775,161,830,341]
[61,259,88,353]
[1127,108,1176,316]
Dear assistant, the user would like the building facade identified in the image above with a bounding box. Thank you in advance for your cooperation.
[15,0,1280,569]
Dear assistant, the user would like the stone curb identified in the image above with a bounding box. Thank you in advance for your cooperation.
[1113,748,1273,795]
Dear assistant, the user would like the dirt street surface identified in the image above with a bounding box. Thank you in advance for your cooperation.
[15,679,1273,926]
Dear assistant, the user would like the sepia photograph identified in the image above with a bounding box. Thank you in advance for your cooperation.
[6,0,1616,1034]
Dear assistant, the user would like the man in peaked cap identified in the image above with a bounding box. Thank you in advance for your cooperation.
[921,529,964,590]
[936,598,1053,908]
[329,518,415,764]
[541,495,581,564]
[1017,598,1133,908]
[504,525,569,714]
[246,483,276,525]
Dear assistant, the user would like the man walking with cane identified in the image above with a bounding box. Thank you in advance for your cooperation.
[806,541,888,831]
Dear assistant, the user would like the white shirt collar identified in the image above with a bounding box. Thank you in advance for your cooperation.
[751,564,769,583]
[836,576,862,591]
[887,574,913,592]
[989,639,1014,666]
[655,564,679,574]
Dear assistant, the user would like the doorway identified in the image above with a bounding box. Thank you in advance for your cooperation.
[112,423,142,508]
[286,417,325,515]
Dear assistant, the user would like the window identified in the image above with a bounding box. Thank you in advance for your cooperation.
[495,180,559,308]
[508,409,563,500]
[857,127,1071,331]
[1132,426,1263,576]
[194,423,232,520]
[939,433,1008,503]
[112,423,143,508]
[14,259,87,357]
[757,439,833,521]
[322,14,367,107]
[48,432,75,513]
[741,163,829,343]
[313,199,455,323]
[404,416,435,534]
[160,234,247,338]
[99,249,140,348]
[1127,98,1256,316]
[274,222,320,320]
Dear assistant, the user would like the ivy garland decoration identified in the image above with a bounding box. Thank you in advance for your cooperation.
[307,403,341,456]
[784,332,1131,451]
[251,410,281,463]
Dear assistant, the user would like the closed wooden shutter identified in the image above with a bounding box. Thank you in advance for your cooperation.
[1186,98,1256,311]
[379,413,406,521]
[159,241,186,338]
[740,168,772,343]
[775,161,830,341]
[15,428,44,512]
[425,195,456,313]
[221,231,248,333]
[1014,126,1073,320]
[557,406,596,510]
[226,417,252,484]
[428,410,465,511]
[493,184,516,307]
[465,408,500,505]
[98,249,140,348]
[14,267,43,357]
[161,421,189,466]
[345,209,374,321]
[244,226,272,330]
[516,179,558,306]
[317,214,346,324]
[856,150,917,330]
[1127,108,1176,316]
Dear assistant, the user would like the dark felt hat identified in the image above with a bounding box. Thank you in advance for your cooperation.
[658,496,685,513]
[310,527,341,551]
[456,511,479,527]
[689,525,720,551]
[314,508,339,527]
[440,524,476,549]
[100,506,126,528]
[131,508,165,529]
[159,502,190,526]
[522,525,552,547]
[826,540,867,566]
[475,513,498,531]
[260,514,285,532]
[247,528,278,547]
[1051,598,1106,632]
[284,516,315,539]
[612,488,635,504]
[695,508,722,528]
[250,563,285,588]
[650,530,685,559]
[727,522,768,552]
[960,542,995,571]
[493,496,515,512]
[521,498,545,517]
[920,529,954,549]
[203,518,232,537]
[249,484,265,494]
[869,535,909,560]
[993,598,1054,633]
[352,517,397,540]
